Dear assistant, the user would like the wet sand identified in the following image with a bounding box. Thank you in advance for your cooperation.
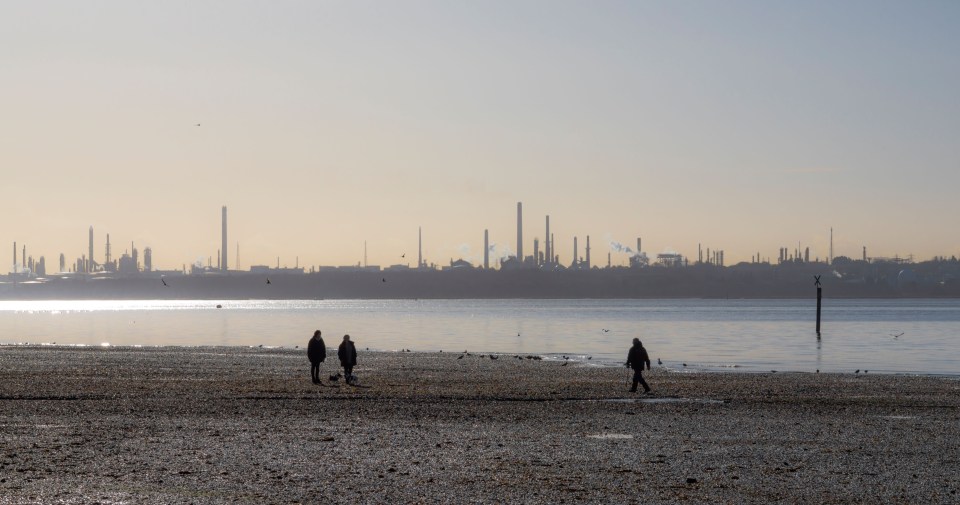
[1,345,958,504]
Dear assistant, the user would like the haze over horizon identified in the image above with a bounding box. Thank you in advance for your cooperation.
[3,1,958,271]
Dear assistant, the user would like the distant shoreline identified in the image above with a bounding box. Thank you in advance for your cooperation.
[2,267,958,300]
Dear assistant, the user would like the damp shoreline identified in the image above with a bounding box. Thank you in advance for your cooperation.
[1,346,958,503]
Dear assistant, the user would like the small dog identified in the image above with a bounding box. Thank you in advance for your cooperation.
[328,373,342,382]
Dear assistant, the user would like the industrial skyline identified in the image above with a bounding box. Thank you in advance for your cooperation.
[4,202,951,277]
[2,2,958,272]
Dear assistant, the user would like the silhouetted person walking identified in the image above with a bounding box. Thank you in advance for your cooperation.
[338,334,357,382]
[626,338,651,393]
[307,330,326,384]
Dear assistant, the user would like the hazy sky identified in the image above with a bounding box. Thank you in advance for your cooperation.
[2,1,958,271]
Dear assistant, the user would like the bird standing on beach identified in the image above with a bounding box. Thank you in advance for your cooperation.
[657,358,662,365]
[266,278,271,285]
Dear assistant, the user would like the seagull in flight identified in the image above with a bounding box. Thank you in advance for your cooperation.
[601,329,610,333]
[401,253,405,258]
[891,332,904,338]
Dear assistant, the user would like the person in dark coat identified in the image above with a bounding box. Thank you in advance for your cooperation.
[307,330,326,384]
[338,334,358,380]
[625,338,651,393]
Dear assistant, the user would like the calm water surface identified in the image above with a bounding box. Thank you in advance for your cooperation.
[1,299,958,375]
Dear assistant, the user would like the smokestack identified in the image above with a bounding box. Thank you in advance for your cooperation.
[12,242,15,270]
[105,234,111,265]
[573,237,578,268]
[545,215,551,265]
[484,229,489,269]
[221,206,228,272]
[533,238,540,267]
[89,226,94,273]
[830,227,833,265]
[516,202,523,262]
[418,226,422,269]
[586,236,591,269]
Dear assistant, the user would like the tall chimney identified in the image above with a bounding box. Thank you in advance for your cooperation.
[418,226,422,269]
[545,215,551,265]
[89,226,94,273]
[12,242,16,270]
[516,202,523,262]
[221,206,228,272]
[483,229,489,269]
[105,234,111,265]
[586,235,591,269]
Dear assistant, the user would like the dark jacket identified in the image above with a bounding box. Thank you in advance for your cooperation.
[307,337,326,364]
[338,341,357,367]
[626,344,650,371]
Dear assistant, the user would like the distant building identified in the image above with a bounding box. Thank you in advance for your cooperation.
[656,253,684,267]
[443,259,474,271]
[249,265,306,275]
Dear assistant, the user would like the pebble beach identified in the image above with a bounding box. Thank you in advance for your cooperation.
[1,345,958,504]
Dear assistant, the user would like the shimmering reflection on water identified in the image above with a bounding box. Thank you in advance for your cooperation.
[1,298,958,375]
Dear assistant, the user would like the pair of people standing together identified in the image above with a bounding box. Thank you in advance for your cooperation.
[307,330,357,384]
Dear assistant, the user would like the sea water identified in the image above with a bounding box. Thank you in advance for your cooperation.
[1,298,958,375]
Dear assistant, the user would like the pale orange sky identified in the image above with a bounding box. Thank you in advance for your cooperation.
[2,1,958,271]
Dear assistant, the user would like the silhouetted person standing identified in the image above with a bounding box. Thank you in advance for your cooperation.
[626,338,651,393]
[338,334,357,382]
[307,330,326,384]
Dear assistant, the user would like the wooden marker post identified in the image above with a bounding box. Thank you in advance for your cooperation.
[815,275,822,338]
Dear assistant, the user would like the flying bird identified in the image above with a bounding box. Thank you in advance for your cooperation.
[195,123,200,126]
[891,332,904,338]
[401,253,405,258]
[601,329,610,333]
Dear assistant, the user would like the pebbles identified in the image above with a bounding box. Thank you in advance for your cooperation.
[0,345,958,503]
